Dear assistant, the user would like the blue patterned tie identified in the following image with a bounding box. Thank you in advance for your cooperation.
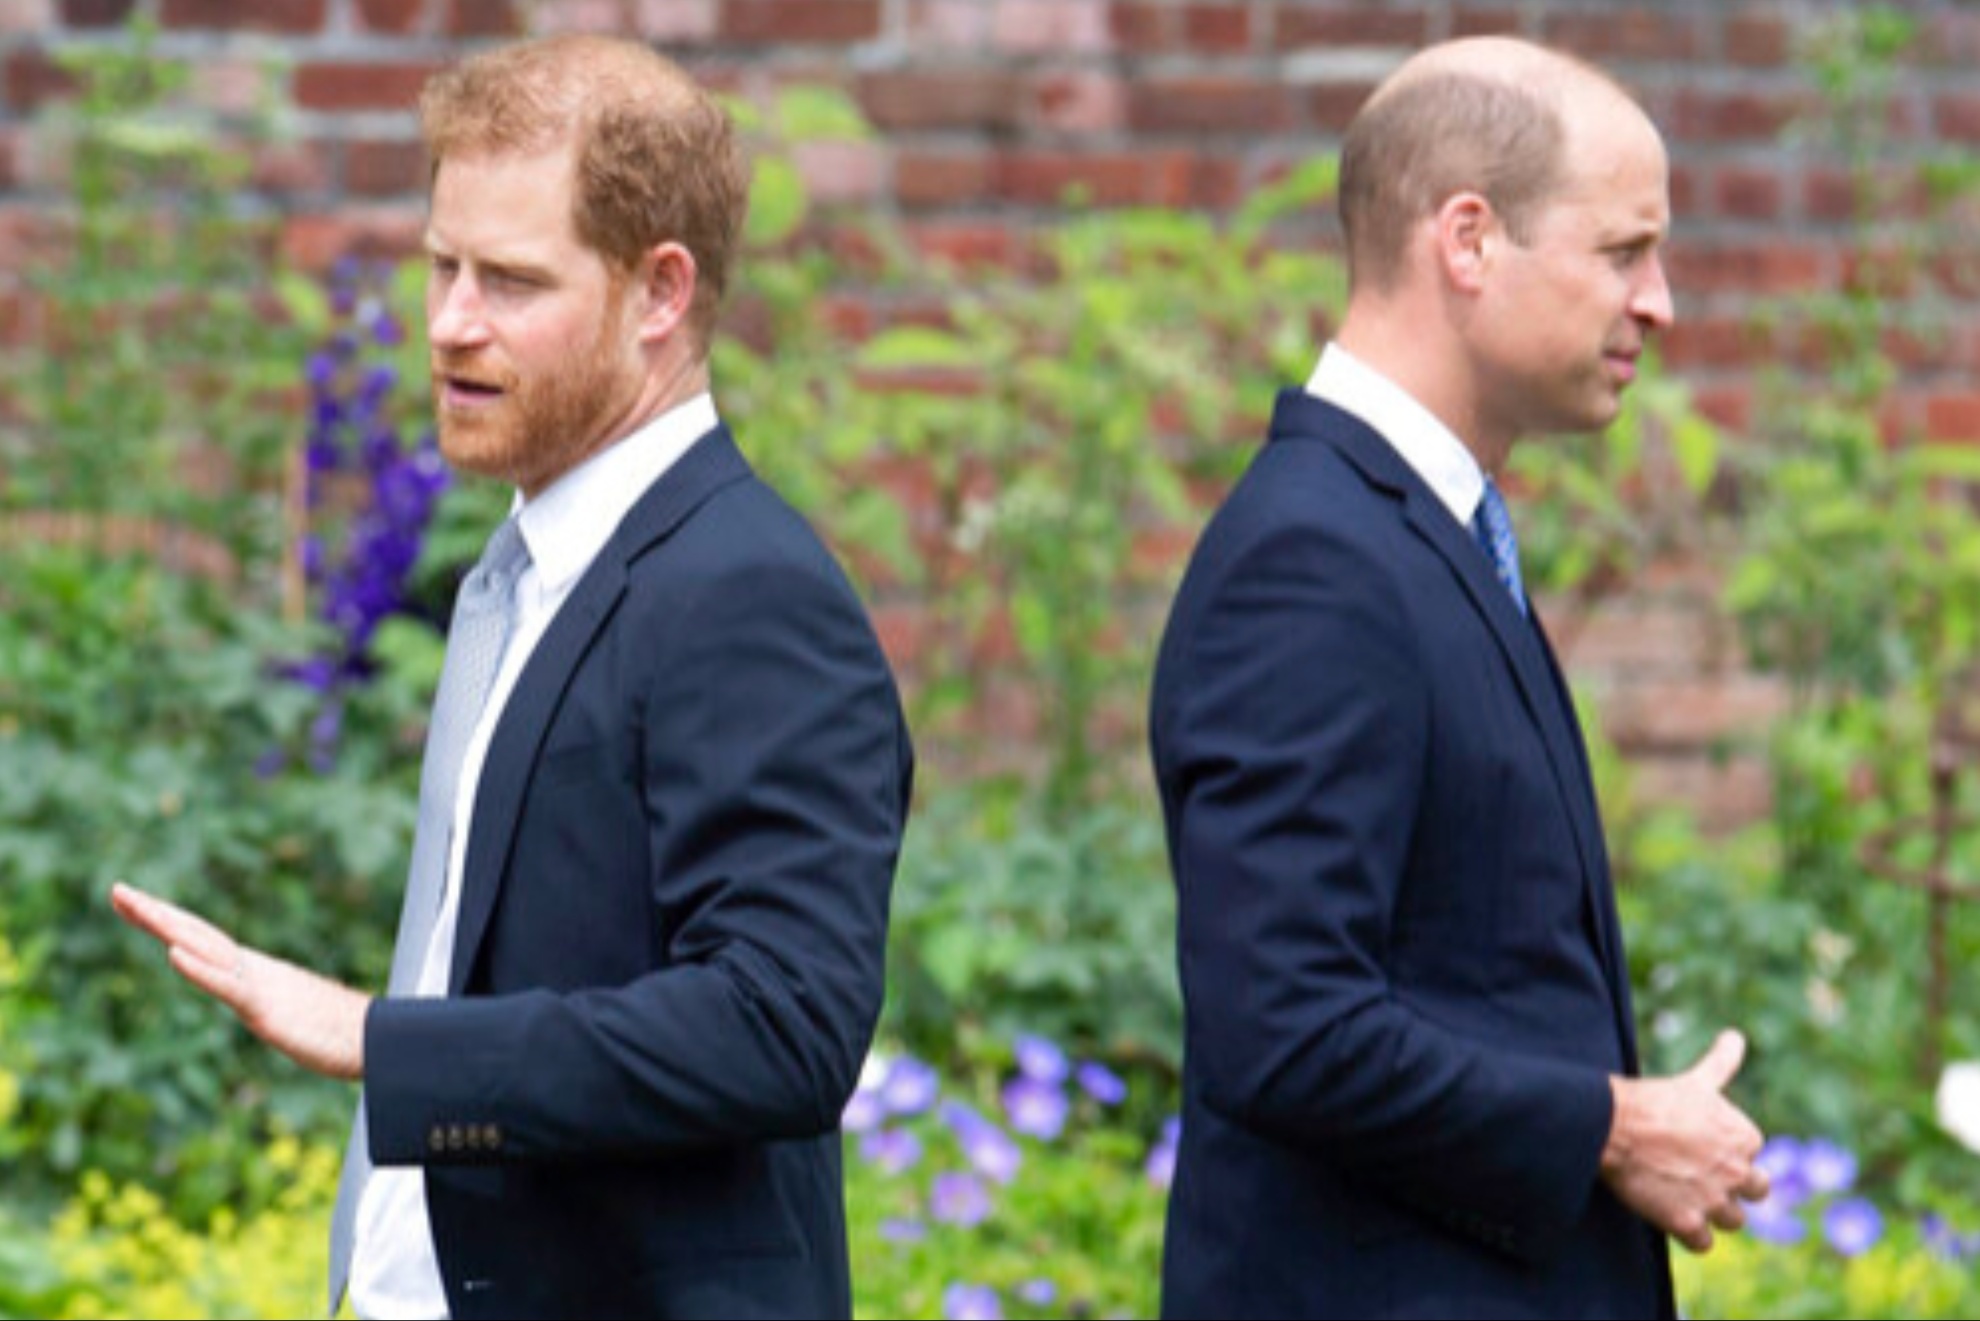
[327,514,530,1311]
[1473,476,1527,617]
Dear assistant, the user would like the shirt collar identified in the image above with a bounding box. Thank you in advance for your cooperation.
[1305,343,1486,528]
[512,392,719,595]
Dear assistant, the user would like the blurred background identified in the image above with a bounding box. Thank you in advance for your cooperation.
[0,1,1976,1316]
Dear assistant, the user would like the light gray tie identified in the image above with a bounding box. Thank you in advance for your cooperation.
[327,515,530,1314]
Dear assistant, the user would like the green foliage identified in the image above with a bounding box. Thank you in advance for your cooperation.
[1675,1205,1980,1320]
[0,23,303,563]
[885,797,1179,1073]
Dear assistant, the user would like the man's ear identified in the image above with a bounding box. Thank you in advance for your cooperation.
[634,241,698,344]
[1434,192,1496,295]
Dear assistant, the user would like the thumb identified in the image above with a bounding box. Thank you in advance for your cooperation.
[1689,1028,1747,1091]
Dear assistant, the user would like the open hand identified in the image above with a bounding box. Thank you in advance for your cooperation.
[110,881,370,1081]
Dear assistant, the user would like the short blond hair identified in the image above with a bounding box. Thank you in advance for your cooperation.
[420,35,748,351]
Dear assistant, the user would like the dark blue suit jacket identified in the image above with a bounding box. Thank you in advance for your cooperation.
[1150,391,1673,1319]
[364,426,912,1319]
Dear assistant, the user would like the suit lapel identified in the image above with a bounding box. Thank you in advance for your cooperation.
[1275,391,1635,1052]
[448,426,754,994]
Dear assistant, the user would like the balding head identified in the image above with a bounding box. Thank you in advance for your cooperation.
[1339,37,1645,294]
[420,35,747,350]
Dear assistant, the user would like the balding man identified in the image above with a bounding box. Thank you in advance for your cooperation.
[114,35,912,1319]
[1150,37,1767,1319]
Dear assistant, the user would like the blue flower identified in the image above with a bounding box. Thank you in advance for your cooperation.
[942,1100,1022,1183]
[1920,1212,1980,1262]
[930,1171,991,1226]
[1001,1075,1069,1141]
[881,1055,940,1116]
[1822,1196,1882,1257]
[1013,1032,1069,1084]
[878,1216,926,1243]
[1746,1189,1808,1245]
[859,1125,923,1174]
[1754,1135,1812,1208]
[1015,1278,1056,1306]
[1799,1137,1858,1195]
[1146,1114,1181,1189]
[841,1085,885,1134]
[942,1282,1002,1321]
[1075,1059,1127,1105]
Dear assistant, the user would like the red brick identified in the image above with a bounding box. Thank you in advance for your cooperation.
[356,0,425,31]
[346,139,428,196]
[1665,242,1828,295]
[1915,12,1980,71]
[1712,164,1783,221]
[719,0,880,44]
[161,0,328,31]
[1451,5,1522,38]
[857,69,1019,132]
[1030,70,1125,134]
[60,0,137,26]
[1182,3,1251,52]
[1925,390,1980,443]
[1276,4,1428,48]
[895,149,992,209]
[993,0,1107,54]
[1667,87,1804,143]
[1307,82,1375,132]
[1802,166,1862,224]
[448,0,523,35]
[1543,8,1703,62]
[526,0,625,32]
[1934,92,1980,145]
[1127,78,1289,135]
[295,62,442,112]
[630,0,715,39]
[996,150,1152,207]
[252,140,335,195]
[793,139,885,204]
[280,208,425,273]
[1108,0,1171,51]
[1690,383,1750,434]
[1722,12,1790,67]
[1602,675,1789,751]
[1659,315,1764,372]
[1666,162,1699,218]
[5,50,78,111]
[902,218,1032,271]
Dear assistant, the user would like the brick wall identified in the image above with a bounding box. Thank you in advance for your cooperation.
[4,0,1978,828]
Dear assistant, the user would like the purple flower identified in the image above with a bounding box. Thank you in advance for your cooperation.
[942,1283,1002,1321]
[1746,1190,1808,1245]
[1146,1115,1181,1189]
[1013,1033,1069,1084]
[1015,1278,1056,1306]
[1001,1075,1068,1141]
[1920,1213,1980,1263]
[930,1171,991,1226]
[879,1216,926,1243]
[1754,1136,1812,1208]
[881,1055,940,1116]
[859,1126,923,1174]
[841,1086,885,1134]
[1799,1138,1858,1195]
[942,1101,1022,1183]
[1075,1059,1127,1105]
[1822,1196,1882,1257]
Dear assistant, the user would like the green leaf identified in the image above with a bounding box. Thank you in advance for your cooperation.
[745,155,806,248]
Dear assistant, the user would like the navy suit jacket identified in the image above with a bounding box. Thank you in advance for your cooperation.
[1150,391,1674,1320]
[363,426,913,1319]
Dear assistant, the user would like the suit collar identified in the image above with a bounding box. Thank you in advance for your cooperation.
[448,422,752,993]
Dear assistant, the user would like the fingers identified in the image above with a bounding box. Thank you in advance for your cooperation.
[1689,1028,1747,1091]
[1735,1160,1771,1203]
[110,882,248,1009]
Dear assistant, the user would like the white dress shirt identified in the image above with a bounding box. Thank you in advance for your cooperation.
[1305,342,1487,531]
[350,392,719,1320]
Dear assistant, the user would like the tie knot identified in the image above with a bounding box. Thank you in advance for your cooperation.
[467,516,530,598]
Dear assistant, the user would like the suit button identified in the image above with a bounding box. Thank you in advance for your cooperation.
[428,1126,446,1153]
[447,1124,466,1152]
[485,1124,503,1151]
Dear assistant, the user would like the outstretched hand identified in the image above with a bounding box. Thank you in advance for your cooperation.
[1601,1028,1770,1253]
[110,881,370,1082]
